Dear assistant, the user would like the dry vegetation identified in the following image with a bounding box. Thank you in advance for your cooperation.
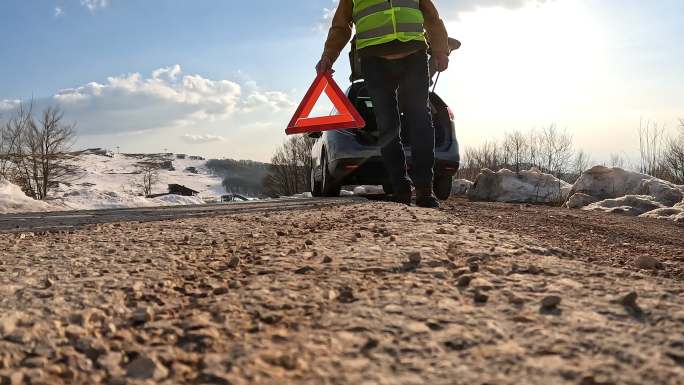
[459,120,684,185]
[262,135,315,197]
[458,125,579,182]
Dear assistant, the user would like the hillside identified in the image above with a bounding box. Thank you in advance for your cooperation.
[0,149,233,213]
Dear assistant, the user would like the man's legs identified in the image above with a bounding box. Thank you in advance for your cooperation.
[398,51,437,205]
[360,56,412,197]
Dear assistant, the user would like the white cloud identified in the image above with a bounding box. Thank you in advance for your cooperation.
[243,91,295,113]
[0,100,21,112]
[317,1,338,32]
[45,65,293,136]
[54,7,64,17]
[81,0,108,11]
[436,0,552,18]
[181,134,225,144]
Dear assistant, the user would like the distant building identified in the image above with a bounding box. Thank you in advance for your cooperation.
[185,166,198,174]
[160,160,174,170]
[176,154,186,159]
[168,184,199,196]
[189,155,205,160]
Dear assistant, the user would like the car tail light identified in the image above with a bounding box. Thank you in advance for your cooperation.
[447,107,455,120]
[344,165,360,170]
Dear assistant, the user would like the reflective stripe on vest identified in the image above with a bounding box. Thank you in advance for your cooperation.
[352,0,426,50]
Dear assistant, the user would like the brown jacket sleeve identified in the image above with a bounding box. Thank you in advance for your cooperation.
[321,0,353,63]
[321,0,450,62]
[421,0,450,56]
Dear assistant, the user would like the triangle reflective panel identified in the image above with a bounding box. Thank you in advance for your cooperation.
[286,71,365,135]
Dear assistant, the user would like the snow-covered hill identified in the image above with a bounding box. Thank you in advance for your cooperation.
[51,150,227,209]
[0,150,228,213]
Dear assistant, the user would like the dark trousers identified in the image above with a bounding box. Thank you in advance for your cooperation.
[360,49,435,190]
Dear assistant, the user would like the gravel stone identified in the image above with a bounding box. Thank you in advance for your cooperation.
[541,295,562,309]
[635,255,664,270]
[125,355,168,380]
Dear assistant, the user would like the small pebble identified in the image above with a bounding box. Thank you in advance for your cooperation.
[407,251,422,265]
[619,291,638,308]
[474,291,489,303]
[541,295,562,309]
[457,275,472,287]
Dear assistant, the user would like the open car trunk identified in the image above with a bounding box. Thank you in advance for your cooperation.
[348,84,451,149]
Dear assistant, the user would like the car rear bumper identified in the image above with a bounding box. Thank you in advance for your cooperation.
[329,155,460,185]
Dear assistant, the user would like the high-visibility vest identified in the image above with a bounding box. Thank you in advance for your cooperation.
[353,0,426,50]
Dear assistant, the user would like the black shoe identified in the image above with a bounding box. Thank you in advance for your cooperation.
[392,185,412,206]
[415,188,439,208]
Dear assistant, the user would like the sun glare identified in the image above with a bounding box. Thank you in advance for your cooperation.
[442,0,612,147]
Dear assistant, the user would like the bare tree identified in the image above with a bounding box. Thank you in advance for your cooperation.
[457,141,502,182]
[138,164,160,196]
[537,124,573,178]
[1,105,77,199]
[1,103,35,180]
[638,119,668,179]
[263,135,315,197]
[661,122,684,184]
[501,131,529,172]
[573,150,591,177]
[608,153,627,169]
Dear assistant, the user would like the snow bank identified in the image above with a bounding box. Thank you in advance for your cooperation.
[640,178,684,207]
[582,195,665,216]
[51,190,206,211]
[565,193,598,209]
[639,207,684,223]
[468,168,571,204]
[571,166,684,207]
[0,179,54,214]
[353,185,385,195]
[53,190,160,211]
[565,166,684,224]
[452,179,473,196]
[152,195,205,206]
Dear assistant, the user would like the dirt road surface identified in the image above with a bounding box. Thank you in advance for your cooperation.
[1,198,683,385]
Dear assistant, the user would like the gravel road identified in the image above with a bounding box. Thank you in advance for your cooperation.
[1,198,682,385]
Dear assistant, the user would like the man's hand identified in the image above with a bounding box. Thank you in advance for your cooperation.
[316,56,334,75]
[433,53,449,72]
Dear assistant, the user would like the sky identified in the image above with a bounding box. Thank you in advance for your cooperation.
[0,0,683,162]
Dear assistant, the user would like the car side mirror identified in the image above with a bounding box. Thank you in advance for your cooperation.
[306,132,322,139]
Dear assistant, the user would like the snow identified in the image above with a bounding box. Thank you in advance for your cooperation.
[153,194,205,206]
[565,193,598,209]
[467,168,571,204]
[639,178,684,207]
[582,195,665,216]
[452,179,473,196]
[352,185,385,195]
[0,179,53,214]
[566,166,684,223]
[55,152,226,200]
[571,166,684,206]
[461,165,683,224]
[0,151,227,214]
[639,207,684,223]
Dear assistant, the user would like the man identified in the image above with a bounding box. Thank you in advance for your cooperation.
[317,0,450,208]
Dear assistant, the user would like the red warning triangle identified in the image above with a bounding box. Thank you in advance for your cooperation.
[286,71,365,135]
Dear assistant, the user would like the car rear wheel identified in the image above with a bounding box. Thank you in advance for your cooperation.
[322,154,341,197]
[434,175,453,201]
[311,165,322,197]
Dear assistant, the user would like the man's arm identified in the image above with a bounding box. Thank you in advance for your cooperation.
[320,0,353,68]
[421,0,450,71]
